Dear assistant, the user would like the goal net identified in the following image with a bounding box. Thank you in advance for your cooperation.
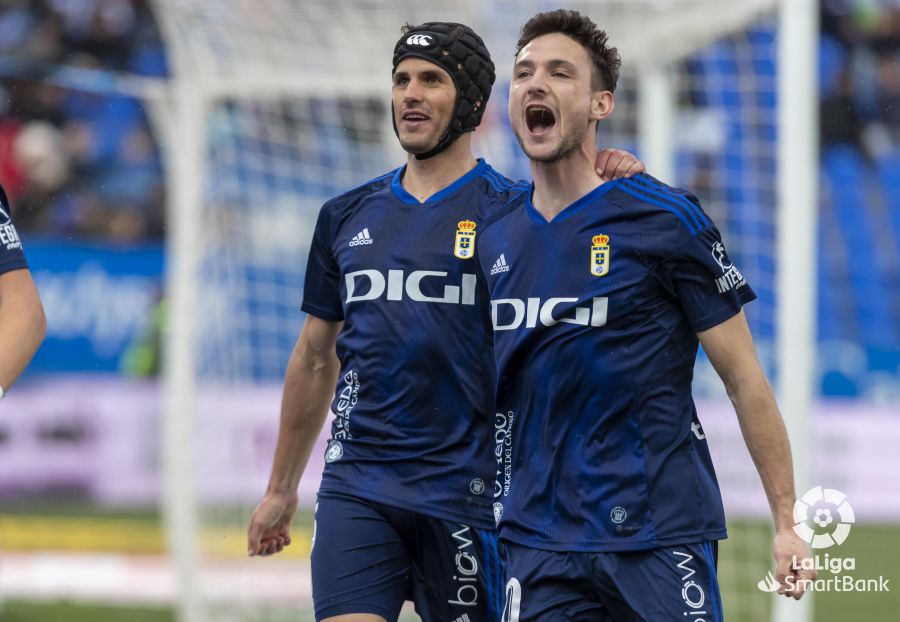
[150,1,804,620]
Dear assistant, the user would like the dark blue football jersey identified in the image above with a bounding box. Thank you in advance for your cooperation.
[0,184,27,275]
[477,174,756,552]
[302,159,527,528]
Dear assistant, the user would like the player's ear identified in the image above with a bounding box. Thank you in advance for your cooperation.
[590,90,614,122]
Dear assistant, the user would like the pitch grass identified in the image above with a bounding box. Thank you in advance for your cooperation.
[0,503,316,557]
[0,601,175,622]
[709,521,899,622]
[0,601,420,622]
[2,504,898,622]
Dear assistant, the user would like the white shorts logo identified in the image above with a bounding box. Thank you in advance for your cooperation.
[793,486,855,549]
[501,578,521,622]
[325,440,343,463]
[610,506,627,524]
[469,478,485,495]
[311,501,319,551]
[449,525,479,607]
[493,502,503,525]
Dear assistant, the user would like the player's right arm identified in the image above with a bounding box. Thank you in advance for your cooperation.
[247,314,342,557]
[699,311,815,598]
[638,179,813,598]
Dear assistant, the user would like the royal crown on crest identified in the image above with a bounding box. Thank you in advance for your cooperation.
[592,234,609,246]
[458,220,476,232]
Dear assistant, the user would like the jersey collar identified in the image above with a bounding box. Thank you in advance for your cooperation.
[391,158,489,206]
[524,177,623,224]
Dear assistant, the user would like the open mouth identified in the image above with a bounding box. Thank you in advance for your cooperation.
[401,111,430,123]
[525,104,556,134]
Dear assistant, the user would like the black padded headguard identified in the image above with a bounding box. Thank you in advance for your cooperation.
[392,22,495,160]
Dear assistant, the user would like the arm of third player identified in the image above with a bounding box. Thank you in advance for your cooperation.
[0,269,47,394]
[247,315,342,557]
[594,148,644,182]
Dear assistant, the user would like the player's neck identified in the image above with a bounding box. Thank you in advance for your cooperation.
[529,141,604,221]
[402,138,478,203]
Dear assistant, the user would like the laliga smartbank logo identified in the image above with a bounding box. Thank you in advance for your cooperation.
[793,485,854,549]
[757,486,890,594]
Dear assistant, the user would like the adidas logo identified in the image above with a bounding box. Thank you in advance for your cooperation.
[349,228,374,247]
[490,253,510,275]
[452,615,471,622]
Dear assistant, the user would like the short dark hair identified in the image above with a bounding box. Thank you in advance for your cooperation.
[515,9,620,92]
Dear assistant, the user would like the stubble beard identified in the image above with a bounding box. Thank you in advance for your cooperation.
[514,122,585,163]
[398,124,451,157]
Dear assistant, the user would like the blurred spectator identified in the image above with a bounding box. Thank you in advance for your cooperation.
[821,68,865,148]
[0,0,165,241]
[821,0,900,157]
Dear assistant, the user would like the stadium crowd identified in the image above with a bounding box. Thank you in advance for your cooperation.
[0,0,166,240]
[821,0,900,153]
[2,1,900,241]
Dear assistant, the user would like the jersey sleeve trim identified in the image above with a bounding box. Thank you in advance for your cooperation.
[617,178,706,235]
[0,258,28,275]
[479,191,526,233]
[624,175,710,229]
[688,286,757,333]
[480,167,509,193]
[322,169,397,210]
[473,174,529,210]
[480,166,520,195]
[301,300,344,322]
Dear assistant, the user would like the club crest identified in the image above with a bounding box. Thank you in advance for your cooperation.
[454,220,476,259]
[590,234,610,277]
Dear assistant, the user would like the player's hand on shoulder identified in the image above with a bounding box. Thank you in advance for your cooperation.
[772,528,816,599]
[247,490,299,557]
[595,148,645,182]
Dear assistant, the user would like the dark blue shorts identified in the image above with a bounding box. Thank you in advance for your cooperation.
[312,492,506,622]
[501,541,723,622]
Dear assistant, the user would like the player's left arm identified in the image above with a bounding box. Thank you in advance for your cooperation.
[698,310,816,599]
[594,148,644,181]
